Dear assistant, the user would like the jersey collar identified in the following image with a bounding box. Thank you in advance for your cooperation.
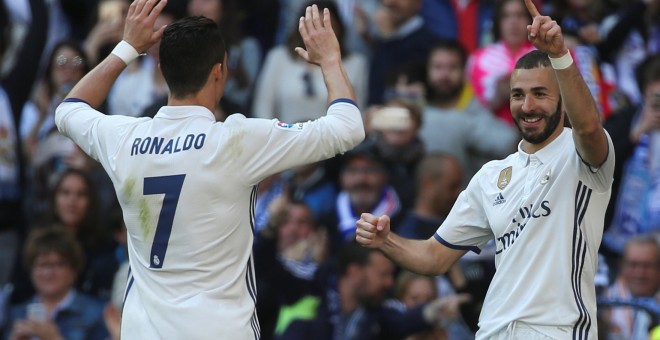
[517,128,570,167]
[153,106,216,121]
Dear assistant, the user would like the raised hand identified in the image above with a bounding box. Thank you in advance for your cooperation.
[123,0,168,53]
[355,213,390,248]
[295,5,341,66]
[422,294,472,326]
[524,0,567,58]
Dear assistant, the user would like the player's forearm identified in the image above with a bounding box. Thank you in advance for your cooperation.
[381,233,449,276]
[320,59,357,105]
[554,62,600,132]
[65,55,127,108]
[554,59,609,165]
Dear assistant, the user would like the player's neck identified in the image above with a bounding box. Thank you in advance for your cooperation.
[521,127,563,154]
[167,92,217,113]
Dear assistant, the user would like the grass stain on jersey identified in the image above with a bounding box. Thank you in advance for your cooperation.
[139,198,151,238]
[123,177,136,199]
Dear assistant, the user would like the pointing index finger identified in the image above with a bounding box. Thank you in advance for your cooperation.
[524,0,540,17]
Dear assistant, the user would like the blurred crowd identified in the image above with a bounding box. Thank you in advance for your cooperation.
[0,0,659,339]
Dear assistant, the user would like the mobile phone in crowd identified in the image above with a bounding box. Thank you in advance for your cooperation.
[26,302,47,322]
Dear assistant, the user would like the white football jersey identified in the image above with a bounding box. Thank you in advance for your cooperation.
[435,128,614,339]
[55,99,364,340]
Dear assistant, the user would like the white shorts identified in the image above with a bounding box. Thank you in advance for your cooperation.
[488,321,559,340]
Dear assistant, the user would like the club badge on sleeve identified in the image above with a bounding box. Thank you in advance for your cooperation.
[275,121,305,131]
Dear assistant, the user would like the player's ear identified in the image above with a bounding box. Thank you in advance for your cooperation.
[212,62,222,80]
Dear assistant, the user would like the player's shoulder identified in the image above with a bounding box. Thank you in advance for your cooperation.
[219,113,253,128]
[222,112,249,123]
[218,113,276,134]
[476,153,518,178]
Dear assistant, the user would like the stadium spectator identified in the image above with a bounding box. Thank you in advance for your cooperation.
[253,0,367,121]
[367,0,442,105]
[4,227,108,340]
[467,0,535,124]
[602,235,660,339]
[420,40,518,180]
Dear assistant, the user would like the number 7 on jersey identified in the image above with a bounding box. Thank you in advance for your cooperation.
[143,174,186,268]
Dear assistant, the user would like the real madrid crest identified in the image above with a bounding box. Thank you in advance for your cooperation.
[497,166,512,189]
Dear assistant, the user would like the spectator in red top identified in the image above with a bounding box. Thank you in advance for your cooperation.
[467,0,535,125]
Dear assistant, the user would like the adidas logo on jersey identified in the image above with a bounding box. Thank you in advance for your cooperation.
[493,193,506,206]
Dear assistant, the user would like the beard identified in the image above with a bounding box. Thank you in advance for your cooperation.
[348,185,380,210]
[428,81,463,104]
[514,99,562,145]
[357,289,387,309]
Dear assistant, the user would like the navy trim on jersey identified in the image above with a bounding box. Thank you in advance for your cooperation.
[328,98,357,108]
[124,275,134,305]
[250,310,261,339]
[571,181,593,340]
[62,97,91,106]
[576,142,610,174]
[246,187,260,339]
[249,186,257,233]
[434,233,481,254]
[121,266,133,315]
[245,257,260,339]
[246,258,257,303]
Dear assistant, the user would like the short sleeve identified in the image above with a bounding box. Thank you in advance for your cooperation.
[577,130,615,193]
[55,99,143,163]
[435,173,493,254]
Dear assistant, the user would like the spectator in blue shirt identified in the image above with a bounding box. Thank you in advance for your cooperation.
[4,227,108,340]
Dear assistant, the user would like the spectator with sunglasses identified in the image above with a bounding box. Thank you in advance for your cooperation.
[19,41,91,219]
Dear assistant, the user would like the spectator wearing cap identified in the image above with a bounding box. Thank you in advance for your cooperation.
[366,100,425,214]
[321,140,403,251]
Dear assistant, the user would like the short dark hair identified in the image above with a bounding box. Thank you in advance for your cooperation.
[514,49,551,70]
[636,54,660,94]
[428,39,468,68]
[623,234,660,264]
[338,241,374,276]
[159,16,226,98]
[414,152,457,189]
[23,226,85,274]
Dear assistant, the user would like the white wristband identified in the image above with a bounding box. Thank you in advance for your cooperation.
[111,40,141,65]
[549,51,573,70]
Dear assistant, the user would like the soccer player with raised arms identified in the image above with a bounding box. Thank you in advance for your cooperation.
[356,0,614,338]
[55,0,364,338]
